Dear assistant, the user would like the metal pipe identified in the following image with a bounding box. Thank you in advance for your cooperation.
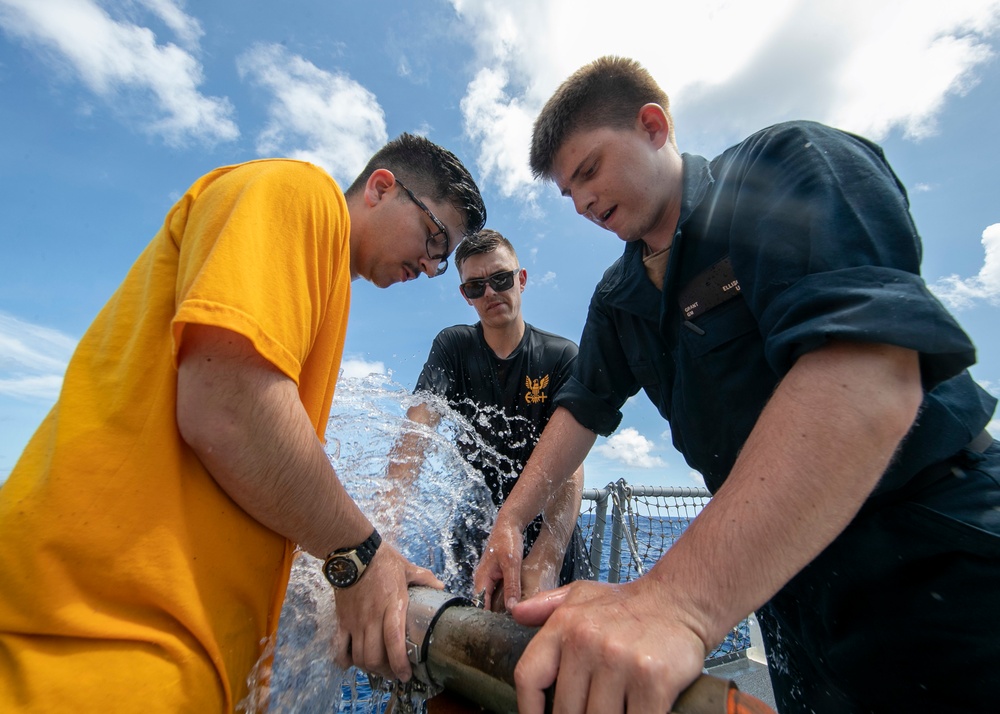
[423,601,531,712]
[607,481,626,583]
[405,586,774,714]
[587,487,610,578]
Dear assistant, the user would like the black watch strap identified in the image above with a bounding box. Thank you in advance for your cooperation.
[352,528,382,566]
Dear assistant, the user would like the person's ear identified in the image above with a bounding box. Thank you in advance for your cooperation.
[363,169,396,207]
[518,268,527,293]
[636,103,670,150]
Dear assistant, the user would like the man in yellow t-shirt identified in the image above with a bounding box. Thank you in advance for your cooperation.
[0,133,487,712]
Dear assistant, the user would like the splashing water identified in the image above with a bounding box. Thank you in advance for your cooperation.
[240,372,516,713]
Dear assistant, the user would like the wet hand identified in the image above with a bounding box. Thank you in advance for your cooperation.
[472,518,524,612]
[332,544,442,681]
[511,578,708,714]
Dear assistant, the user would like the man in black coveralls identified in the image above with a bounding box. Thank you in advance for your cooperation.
[474,56,999,714]
[387,228,590,605]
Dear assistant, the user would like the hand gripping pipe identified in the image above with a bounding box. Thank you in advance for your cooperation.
[404,586,775,714]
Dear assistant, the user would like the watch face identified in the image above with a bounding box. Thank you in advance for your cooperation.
[324,556,359,588]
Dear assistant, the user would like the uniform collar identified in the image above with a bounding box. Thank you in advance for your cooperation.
[676,153,713,234]
[597,153,714,320]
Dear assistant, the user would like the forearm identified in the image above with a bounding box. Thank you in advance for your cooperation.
[379,403,439,532]
[532,462,585,563]
[177,325,371,557]
[647,341,923,650]
[497,407,596,533]
[395,402,439,456]
[385,404,438,488]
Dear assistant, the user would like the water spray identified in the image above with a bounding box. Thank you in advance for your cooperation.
[404,586,774,714]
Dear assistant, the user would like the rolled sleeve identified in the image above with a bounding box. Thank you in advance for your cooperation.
[759,267,976,389]
[722,122,976,387]
[552,375,623,436]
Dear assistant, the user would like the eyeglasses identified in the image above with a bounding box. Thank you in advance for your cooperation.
[395,178,450,277]
[459,269,520,299]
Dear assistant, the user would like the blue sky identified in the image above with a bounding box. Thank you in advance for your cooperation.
[1,0,999,489]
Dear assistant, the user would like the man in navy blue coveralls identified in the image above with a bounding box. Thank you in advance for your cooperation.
[473,56,1000,714]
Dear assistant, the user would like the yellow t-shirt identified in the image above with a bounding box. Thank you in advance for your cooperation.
[0,159,352,711]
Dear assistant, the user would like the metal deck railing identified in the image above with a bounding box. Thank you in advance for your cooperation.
[578,479,752,661]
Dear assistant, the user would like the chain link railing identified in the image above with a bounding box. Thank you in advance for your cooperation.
[578,479,751,662]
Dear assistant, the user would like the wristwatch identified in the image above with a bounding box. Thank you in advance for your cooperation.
[322,529,382,588]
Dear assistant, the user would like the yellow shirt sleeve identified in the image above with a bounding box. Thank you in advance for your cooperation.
[170,159,350,384]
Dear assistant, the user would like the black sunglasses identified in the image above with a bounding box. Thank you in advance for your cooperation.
[395,178,450,277]
[460,269,519,299]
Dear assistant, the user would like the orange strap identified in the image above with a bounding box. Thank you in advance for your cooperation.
[728,686,777,714]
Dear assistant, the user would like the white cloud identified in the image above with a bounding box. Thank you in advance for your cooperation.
[931,223,1000,309]
[451,0,1000,198]
[0,0,238,145]
[460,65,538,201]
[595,427,666,469]
[397,53,412,78]
[0,375,67,401]
[135,0,202,51]
[533,270,557,286]
[237,43,388,186]
[339,358,386,380]
[689,470,707,489]
[0,312,76,401]
[824,3,997,141]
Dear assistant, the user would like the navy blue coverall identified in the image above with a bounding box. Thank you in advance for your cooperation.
[554,121,999,713]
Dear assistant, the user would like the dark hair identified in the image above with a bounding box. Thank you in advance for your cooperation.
[529,56,675,179]
[346,133,487,235]
[455,228,517,274]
